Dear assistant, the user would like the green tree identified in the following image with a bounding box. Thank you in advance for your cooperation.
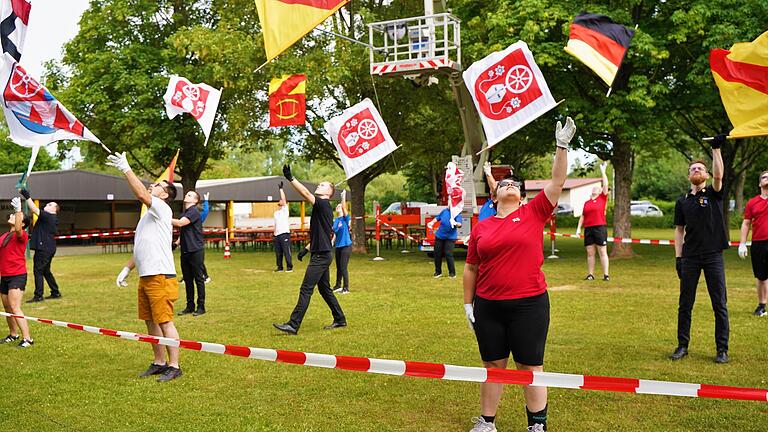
[0,123,60,174]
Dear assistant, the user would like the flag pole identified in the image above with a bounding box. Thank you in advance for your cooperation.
[254,60,271,74]
[606,86,613,97]
[702,135,741,141]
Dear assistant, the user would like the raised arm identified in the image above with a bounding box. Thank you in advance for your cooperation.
[283,164,315,204]
[340,190,348,217]
[19,189,39,215]
[10,197,23,238]
[711,135,724,192]
[106,152,152,206]
[483,161,497,191]
[201,193,210,222]
[600,162,609,195]
[543,117,575,206]
[278,182,287,207]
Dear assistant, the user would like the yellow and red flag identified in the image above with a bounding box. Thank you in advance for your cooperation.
[269,74,306,127]
[255,0,347,61]
[710,31,768,138]
[141,149,179,216]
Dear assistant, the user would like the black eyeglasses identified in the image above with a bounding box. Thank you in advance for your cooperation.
[497,179,523,189]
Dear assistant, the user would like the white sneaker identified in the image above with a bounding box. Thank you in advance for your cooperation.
[527,424,546,432]
[469,417,497,432]
[204,276,212,284]
[333,287,343,293]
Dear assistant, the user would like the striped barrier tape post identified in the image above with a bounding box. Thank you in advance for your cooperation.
[4,311,766,402]
[547,232,751,247]
[379,221,419,243]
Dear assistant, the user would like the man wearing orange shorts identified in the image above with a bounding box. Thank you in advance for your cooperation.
[107,152,182,382]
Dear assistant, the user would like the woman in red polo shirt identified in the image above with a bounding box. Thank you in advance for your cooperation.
[575,162,610,281]
[0,198,33,348]
[463,117,575,432]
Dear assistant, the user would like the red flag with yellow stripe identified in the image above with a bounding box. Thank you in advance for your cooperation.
[255,0,348,61]
[269,74,306,127]
[710,31,768,138]
[141,149,179,216]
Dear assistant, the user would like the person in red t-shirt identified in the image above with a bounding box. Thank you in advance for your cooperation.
[575,162,610,281]
[0,198,33,348]
[738,170,768,317]
[463,117,575,432]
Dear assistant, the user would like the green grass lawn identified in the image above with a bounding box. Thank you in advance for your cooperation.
[2,239,766,431]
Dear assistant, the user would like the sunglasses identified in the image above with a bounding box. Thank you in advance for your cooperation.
[497,179,523,189]
[688,166,707,173]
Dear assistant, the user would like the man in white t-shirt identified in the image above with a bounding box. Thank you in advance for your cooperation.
[273,181,293,272]
[107,152,183,383]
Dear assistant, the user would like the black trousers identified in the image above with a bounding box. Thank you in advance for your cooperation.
[33,249,59,298]
[288,251,346,330]
[677,252,729,352]
[274,233,293,270]
[181,250,206,309]
[434,238,456,276]
[334,245,352,289]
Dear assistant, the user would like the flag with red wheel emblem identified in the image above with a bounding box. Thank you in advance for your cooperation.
[269,74,306,127]
[163,75,221,146]
[444,162,465,226]
[0,53,101,181]
[463,41,558,149]
[324,98,397,179]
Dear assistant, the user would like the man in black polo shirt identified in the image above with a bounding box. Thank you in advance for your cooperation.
[20,188,61,303]
[173,190,206,316]
[670,134,730,364]
[273,165,346,335]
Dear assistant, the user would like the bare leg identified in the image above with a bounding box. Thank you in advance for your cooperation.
[758,279,768,304]
[1,294,18,336]
[145,321,167,365]
[480,358,508,416]
[597,245,610,276]
[586,245,596,276]
[159,321,180,368]
[8,290,30,340]
[517,363,547,412]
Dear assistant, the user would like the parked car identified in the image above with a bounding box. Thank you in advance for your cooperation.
[382,201,429,215]
[555,203,573,216]
[631,203,664,217]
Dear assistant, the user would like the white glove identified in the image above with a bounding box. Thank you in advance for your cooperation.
[11,197,21,212]
[575,228,581,237]
[555,116,576,149]
[450,219,458,228]
[106,152,131,173]
[738,243,748,259]
[463,303,475,330]
[203,192,210,201]
[483,161,492,177]
[599,162,608,175]
[116,266,131,287]
[340,190,347,201]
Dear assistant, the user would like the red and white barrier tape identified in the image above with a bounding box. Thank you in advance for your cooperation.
[379,221,420,243]
[548,232,750,247]
[4,311,765,402]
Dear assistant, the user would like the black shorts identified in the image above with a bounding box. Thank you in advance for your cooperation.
[0,274,27,295]
[751,240,768,281]
[584,225,608,247]
[473,292,550,365]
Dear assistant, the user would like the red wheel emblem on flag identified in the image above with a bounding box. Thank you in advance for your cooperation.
[8,65,44,101]
[474,48,542,121]
[338,108,385,159]
[171,81,210,120]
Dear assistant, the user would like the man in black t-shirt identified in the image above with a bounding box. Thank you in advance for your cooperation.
[273,165,346,335]
[173,190,207,316]
[670,135,730,364]
[20,188,61,303]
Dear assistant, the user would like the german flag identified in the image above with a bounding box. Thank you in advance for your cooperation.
[564,13,635,87]
[710,31,768,139]
[255,0,348,61]
[269,74,306,127]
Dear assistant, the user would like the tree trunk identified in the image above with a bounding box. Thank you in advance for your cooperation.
[347,173,368,254]
[610,137,635,257]
[735,170,746,215]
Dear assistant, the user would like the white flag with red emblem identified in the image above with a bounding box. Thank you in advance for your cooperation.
[463,41,558,149]
[324,98,397,179]
[445,162,465,225]
[163,75,221,146]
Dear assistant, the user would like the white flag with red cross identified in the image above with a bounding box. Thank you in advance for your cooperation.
[163,75,221,146]
[463,41,558,149]
[324,98,397,179]
[445,162,465,226]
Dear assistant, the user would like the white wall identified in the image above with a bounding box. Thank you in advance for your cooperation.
[570,184,602,217]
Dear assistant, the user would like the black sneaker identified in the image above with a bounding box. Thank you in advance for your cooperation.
[332,287,343,293]
[46,293,62,299]
[603,275,610,281]
[26,297,43,303]
[448,274,457,279]
[433,273,442,279]
[715,351,729,364]
[178,307,195,316]
[584,274,595,281]
[192,308,206,316]
[16,339,34,349]
[669,346,688,360]
[0,334,19,344]
[274,268,285,273]
[157,366,182,382]
[754,306,767,317]
[139,363,167,378]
